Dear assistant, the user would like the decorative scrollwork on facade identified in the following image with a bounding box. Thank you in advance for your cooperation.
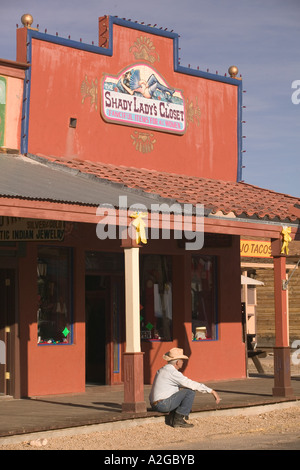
[129,36,160,64]
[81,75,98,110]
[186,97,201,127]
[131,131,156,153]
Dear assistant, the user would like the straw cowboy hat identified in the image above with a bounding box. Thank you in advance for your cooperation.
[162,347,189,362]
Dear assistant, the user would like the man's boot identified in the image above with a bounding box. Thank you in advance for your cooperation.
[168,410,176,426]
[172,412,194,428]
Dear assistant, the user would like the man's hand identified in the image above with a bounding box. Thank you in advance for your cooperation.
[211,390,221,404]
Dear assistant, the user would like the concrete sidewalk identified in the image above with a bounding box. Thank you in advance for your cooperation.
[1,374,300,442]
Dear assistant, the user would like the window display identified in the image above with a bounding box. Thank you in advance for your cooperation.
[191,255,217,341]
[37,247,72,344]
[140,255,172,341]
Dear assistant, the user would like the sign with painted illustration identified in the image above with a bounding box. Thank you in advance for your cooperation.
[101,64,186,134]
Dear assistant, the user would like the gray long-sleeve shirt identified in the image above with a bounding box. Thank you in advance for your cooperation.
[149,363,212,403]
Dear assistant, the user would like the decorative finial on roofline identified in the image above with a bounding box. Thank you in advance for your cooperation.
[228,65,242,80]
[21,14,39,31]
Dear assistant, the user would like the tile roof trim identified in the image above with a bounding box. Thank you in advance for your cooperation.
[3,153,300,225]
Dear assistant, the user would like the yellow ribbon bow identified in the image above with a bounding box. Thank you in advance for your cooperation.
[130,212,148,245]
[281,226,292,255]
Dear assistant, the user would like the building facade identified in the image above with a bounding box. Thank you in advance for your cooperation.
[0,15,299,404]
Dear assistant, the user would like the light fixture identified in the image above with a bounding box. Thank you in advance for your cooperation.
[37,259,47,277]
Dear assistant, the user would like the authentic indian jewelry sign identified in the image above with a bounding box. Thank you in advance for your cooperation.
[0,217,65,242]
[101,64,186,134]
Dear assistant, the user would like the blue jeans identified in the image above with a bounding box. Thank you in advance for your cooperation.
[151,389,195,416]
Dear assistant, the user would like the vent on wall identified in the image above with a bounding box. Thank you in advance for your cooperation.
[69,118,77,128]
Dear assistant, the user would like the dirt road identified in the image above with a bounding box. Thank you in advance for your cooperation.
[1,352,299,450]
[1,403,300,450]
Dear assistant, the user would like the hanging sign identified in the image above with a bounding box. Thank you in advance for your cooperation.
[101,64,186,134]
[0,217,65,242]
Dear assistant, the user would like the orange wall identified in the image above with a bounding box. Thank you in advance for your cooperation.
[19,23,239,181]
[19,242,86,397]
[17,224,245,397]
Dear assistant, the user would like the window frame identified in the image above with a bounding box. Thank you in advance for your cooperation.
[140,254,173,342]
[191,254,218,342]
[37,246,73,346]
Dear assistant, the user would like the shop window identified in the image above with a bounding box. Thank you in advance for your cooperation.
[37,247,72,345]
[191,255,217,341]
[140,255,172,341]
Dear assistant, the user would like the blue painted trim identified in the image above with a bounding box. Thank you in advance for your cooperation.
[111,16,178,40]
[37,246,74,346]
[20,28,31,154]
[237,82,244,182]
[113,281,121,374]
[21,17,243,179]
[69,247,74,345]
[27,29,112,56]
[214,255,219,341]
[21,68,30,154]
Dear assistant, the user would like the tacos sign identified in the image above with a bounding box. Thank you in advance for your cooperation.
[101,65,186,134]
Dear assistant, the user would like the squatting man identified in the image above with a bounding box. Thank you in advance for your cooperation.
[149,347,221,428]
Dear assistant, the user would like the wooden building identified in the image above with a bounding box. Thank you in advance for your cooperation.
[241,238,300,347]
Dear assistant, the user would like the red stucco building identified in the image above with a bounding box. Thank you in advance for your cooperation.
[0,15,298,408]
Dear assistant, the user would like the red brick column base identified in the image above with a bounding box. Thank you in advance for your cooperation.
[122,352,147,413]
[272,347,294,397]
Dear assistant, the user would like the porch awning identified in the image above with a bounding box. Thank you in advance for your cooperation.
[22,153,300,223]
[0,153,179,211]
[0,153,300,232]
[241,275,264,286]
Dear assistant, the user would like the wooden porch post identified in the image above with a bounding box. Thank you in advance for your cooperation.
[121,243,146,413]
[271,239,294,397]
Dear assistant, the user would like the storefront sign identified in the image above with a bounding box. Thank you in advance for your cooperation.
[0,217,65,241]
[240,239,272,258]
[101,64,186,134]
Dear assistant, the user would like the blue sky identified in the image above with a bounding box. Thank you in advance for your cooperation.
[1,0,299,197]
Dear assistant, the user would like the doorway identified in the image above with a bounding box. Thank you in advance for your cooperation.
[85,274,125,385]
[0,268,17,396]
[85,275,108,384]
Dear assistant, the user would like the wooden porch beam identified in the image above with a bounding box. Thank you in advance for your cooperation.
[0,198,293,239]
[271,240,294,397]
[121,241,146,413]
